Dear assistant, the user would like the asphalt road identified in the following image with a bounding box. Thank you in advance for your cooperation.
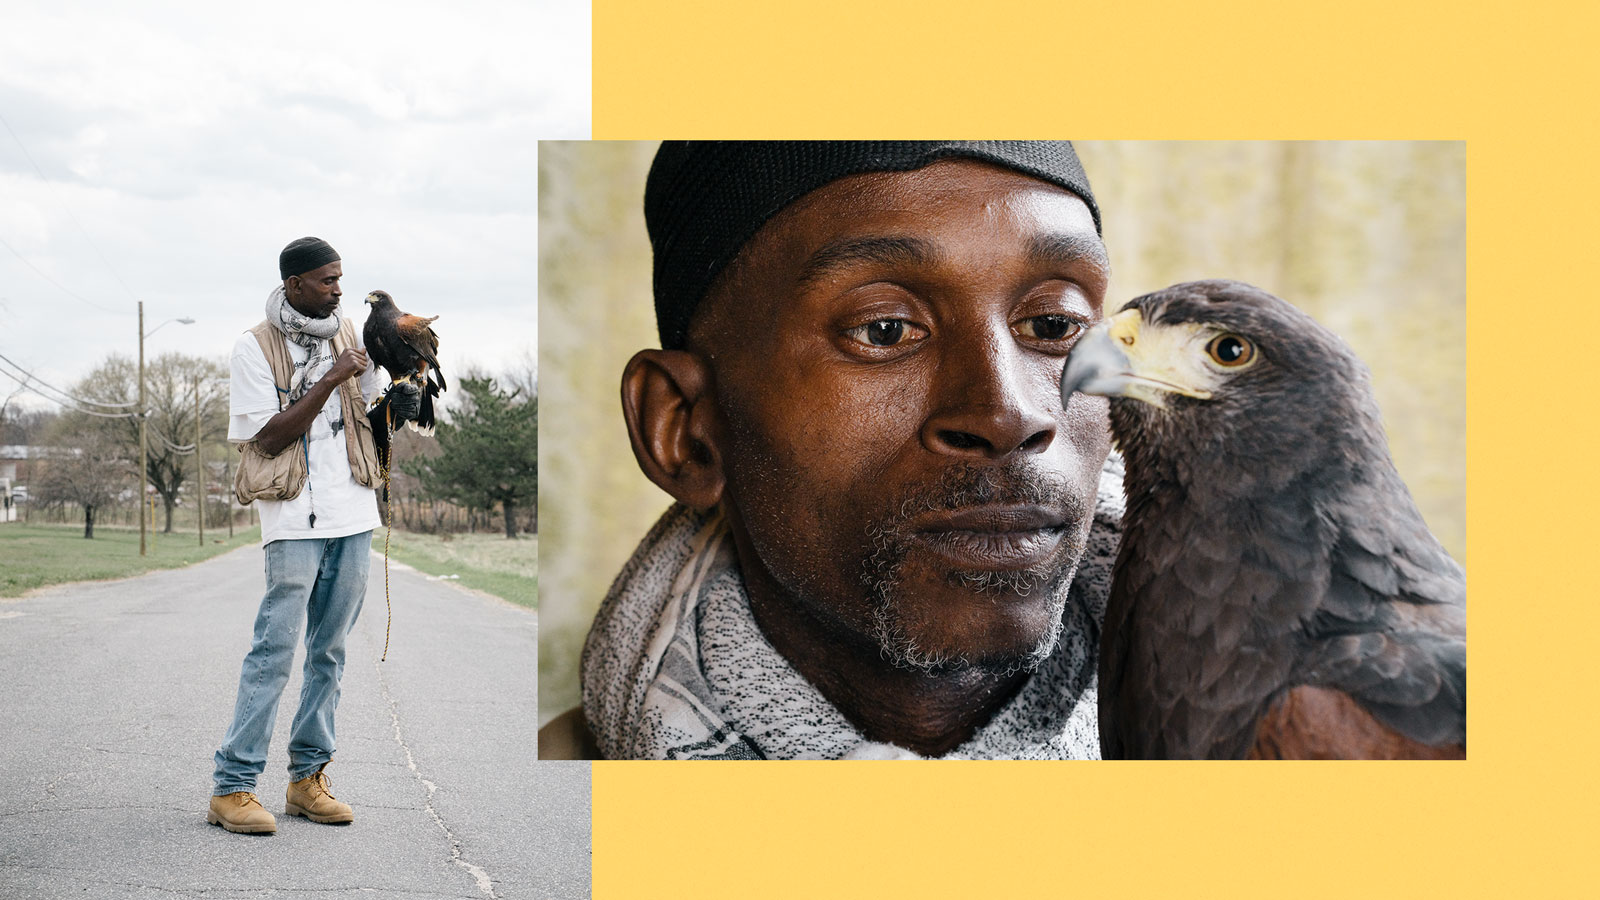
[0,541,588,900]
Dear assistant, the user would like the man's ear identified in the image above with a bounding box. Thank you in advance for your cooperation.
[621,349,725,511]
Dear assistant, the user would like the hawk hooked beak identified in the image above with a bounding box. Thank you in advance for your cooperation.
[1060,307,1216,409]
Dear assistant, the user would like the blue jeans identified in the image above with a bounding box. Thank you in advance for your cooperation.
[212,531,371,795]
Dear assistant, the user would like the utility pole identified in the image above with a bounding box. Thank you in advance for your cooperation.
[223,449,233,538]
[136,313,195,551]
[195,374,203,546]
[138,301,147,556]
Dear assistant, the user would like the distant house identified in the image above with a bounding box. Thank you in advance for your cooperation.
[1,444,30,483]
[1,445,87,523]
[1,445,37,523]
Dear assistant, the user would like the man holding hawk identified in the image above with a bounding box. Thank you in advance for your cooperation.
[207,237,420,834]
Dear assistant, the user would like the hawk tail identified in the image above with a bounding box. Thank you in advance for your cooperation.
[406,376,441,435]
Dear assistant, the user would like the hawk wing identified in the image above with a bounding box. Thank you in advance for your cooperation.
[394,314,445,390]
[1286,477,1467,753]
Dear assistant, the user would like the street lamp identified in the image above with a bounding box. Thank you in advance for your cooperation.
[145,317,195,339]
[138,303,195,556]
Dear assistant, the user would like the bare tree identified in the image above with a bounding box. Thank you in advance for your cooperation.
[68,352,229,533]
[0,404,58,445]
[33,418,129,538]
[502,348,538,401]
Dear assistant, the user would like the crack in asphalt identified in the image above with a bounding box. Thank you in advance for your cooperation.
[1,545,578,899]
[374,657,499,900]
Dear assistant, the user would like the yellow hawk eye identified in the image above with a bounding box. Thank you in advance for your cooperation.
[1206,333,1255,368]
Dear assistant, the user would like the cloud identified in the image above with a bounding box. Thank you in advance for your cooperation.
[0,0,578,410]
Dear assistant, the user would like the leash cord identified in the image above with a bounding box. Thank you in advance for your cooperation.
[381,403,393,662]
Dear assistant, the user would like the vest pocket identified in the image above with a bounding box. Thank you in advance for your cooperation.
[234,438,308,503]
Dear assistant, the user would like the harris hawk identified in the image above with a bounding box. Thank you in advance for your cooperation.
[1060,280,1464,760]
[363,290,446,474]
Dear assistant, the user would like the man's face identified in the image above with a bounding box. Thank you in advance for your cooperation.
[693,159,1112,674]
[285,261,343,318]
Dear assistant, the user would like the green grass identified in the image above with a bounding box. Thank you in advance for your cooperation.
[371,529,537,609]
[0,521,537,608]
[0,523,262,598]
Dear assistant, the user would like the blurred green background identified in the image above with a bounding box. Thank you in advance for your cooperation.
[537,141,1465,724]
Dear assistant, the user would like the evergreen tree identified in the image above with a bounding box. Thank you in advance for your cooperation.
[403,376,536,538]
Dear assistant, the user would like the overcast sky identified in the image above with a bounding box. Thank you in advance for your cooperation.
[0,1,587,413]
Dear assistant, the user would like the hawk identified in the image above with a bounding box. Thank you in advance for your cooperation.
[362,289,445,435]
[1061,280,1465,760]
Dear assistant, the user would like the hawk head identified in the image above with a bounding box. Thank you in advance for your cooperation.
[1061,280,1386,492]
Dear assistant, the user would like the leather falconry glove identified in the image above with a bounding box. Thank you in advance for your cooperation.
[367,381,422,439]
[385,380,423,424]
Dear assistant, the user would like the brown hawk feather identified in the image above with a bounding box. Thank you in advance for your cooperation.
[363,290,446,443]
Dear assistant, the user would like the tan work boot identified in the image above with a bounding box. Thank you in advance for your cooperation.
[207,792,277,834]
[285,763,354,824]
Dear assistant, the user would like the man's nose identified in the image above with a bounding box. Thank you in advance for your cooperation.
[920,333,1057,460]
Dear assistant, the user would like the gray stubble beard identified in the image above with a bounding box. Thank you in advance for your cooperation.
[861,464,1089,678]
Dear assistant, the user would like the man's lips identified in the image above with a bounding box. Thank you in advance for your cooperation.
[905,504,1071,571]
[912,505,1063,533]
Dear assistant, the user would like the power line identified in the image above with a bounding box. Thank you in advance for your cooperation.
[0,351,137,408]
[0,356,139,419]
[0,359,98,410]
[0,368,137,418]
[0,355,137,408]
[146,423,197,454]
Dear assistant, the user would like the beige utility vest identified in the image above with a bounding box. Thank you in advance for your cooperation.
[232,318,382,504]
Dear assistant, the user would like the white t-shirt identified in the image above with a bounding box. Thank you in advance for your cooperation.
[229,328,385,545]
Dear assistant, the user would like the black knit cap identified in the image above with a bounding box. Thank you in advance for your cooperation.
[644,141,1100,350]
[279,236,341,280]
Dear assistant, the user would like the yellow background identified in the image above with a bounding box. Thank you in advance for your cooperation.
[587,1,1596,896]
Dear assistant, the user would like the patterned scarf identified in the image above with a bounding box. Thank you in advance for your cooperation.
[581,455,1126,760]
[265,285,345,434]
[265,284,342,403]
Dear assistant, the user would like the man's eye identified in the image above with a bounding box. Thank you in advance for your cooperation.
[1016,315,1083,341]
[845,319,925,348]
